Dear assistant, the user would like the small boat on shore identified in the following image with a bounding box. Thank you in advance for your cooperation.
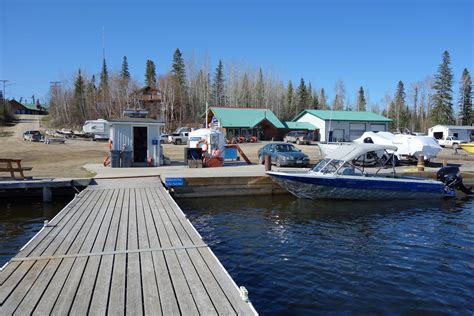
[460,143,474,154]
[268,143,468,200]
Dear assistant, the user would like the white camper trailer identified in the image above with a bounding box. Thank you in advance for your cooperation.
[83,119,110,140]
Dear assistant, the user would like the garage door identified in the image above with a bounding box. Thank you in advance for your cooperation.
[370,124,386,132]
[349,123,366,141]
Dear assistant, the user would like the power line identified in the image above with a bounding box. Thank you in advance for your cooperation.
[0,79,9,100]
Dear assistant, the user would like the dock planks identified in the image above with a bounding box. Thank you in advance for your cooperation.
[0,177,256,315]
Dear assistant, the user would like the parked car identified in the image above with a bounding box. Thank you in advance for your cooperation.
[160,134,169,144]
[23,130,43,142]
[258,143,310,167]
[437,136,466,148]
[283,131,312,145]
[168,131,189,145]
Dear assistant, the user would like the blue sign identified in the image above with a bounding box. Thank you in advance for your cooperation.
[152,139,158,145]
[165,177,185,187]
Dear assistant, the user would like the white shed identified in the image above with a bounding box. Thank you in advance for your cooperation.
[109,118,165,167]
[428,125,474,142]
[293,110,391,142]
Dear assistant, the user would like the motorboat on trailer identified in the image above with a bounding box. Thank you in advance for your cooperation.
[267,143,471,200]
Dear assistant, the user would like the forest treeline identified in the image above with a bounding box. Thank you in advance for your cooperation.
[47,50,472,132]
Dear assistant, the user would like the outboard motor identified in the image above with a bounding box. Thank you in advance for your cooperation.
[437,166,473,195]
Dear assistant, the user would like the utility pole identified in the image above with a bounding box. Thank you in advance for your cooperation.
[0,79,9,101]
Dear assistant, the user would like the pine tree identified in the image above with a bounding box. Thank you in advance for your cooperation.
[99,58,108,91]
[255,68,265,107]
[312,92,319,109]
[121,56,130,81]
[459,68,472,125]
[387,100,397,131]
[172,48,186,89]
[394,81,410,130]
[240,73,251,107]
[431,51,454,125]
[282,80,294,120]
[296,78,308,115]
[307,82,313,108]
[86,75,97,115]
[356,86,366,111]
[145,60,157,87]
[318,88,327,109]
[73,69,86,122]
[211,60,225,106]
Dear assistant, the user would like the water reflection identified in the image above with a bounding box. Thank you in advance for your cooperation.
[0,197,71,266]
[178,195,474,315]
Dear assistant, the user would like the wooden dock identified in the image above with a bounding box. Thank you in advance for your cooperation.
[0,177,257,315]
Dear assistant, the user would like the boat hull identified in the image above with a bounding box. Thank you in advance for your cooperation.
[268,172,451,200]
[460,143,474,154]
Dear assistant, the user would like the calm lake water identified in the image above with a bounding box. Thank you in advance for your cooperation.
[178,195,474,315]
[1,194,473,314]
[0,197,71,267]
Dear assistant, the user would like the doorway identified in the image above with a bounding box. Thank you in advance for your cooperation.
[133,126,148,164]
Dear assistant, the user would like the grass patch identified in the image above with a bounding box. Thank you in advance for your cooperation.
[0,131,13,137]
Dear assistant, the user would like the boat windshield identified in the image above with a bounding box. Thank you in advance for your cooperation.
[312,158,344,174]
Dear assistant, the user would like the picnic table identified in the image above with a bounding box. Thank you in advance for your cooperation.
[0,158,33,179]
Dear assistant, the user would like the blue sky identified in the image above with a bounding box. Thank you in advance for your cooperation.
[1,0,473,109]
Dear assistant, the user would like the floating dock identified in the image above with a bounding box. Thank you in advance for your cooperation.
[0,177,91,201]
[0,177,257,315]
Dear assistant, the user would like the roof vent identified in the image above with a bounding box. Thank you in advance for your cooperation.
[123,109,148,118]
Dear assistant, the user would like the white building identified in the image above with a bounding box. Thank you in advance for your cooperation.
[109,118,165,167]
[428,125,474,142]
[293,110,391,142]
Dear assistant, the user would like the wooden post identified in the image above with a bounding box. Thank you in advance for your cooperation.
[417,155,425,172]
[264,155,271,171]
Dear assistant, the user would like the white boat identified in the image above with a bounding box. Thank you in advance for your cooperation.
[318,132,442,165]
[268,143,461,200]
[353,131,442,162]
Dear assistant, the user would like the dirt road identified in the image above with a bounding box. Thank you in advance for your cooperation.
[0,116,320,178]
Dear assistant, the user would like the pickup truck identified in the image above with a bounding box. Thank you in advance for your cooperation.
[168,131,189,145]
[437,136,466,148]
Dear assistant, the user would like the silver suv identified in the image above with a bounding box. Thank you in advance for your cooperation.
[284,131,312,145]
[23,130,43,142]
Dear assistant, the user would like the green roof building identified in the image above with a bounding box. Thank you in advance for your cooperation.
[8,99,48,115]
[293,109,391,142]
[207,107,289,140]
